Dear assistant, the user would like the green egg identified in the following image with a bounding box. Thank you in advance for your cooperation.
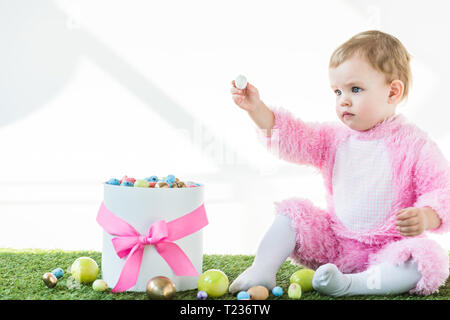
[290,268,315,292]
[134,179,149,188]
[288,283,302,299]
[92,279,108,292]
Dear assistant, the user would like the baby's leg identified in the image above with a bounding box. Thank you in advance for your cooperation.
[229,197,339,294]
[229,214,296,293]
[312,260,421,297]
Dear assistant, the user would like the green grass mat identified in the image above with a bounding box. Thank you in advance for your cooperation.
[0,248,448,300]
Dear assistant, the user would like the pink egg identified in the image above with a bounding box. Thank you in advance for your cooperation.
[121,175,136,184]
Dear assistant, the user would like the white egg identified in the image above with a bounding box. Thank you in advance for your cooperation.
[235,74,248,89]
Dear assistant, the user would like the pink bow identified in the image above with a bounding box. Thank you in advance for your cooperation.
[96,202,208,292]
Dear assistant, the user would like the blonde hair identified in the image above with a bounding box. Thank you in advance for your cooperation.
[329,30,412,102]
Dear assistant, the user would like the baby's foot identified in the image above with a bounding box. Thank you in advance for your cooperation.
[229,265,276,294]
[312,263,351,297]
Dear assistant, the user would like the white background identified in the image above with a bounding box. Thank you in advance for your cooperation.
[1,0,449,254]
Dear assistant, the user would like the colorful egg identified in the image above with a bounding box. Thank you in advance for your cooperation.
[166,175,176,183]
[247,286,269,300]
[157,182,169,188]
[176,181,186,188]
[146,276,176,299]
[106,178,120,186]
[197,269,229,298]
[272,286,283,297]
[197,291,208,300]
[92,279,108,292]
[237,291,251,300]
[288,283,302,299]
[121,176,136,184]
[51,268,64,279]
[134,179,149,188]
[145,176,158,182]
[290,268,315,292]
[70,257,99,284]
[121,181,134,187]
[42,272,58,288]
[149,182,156,188]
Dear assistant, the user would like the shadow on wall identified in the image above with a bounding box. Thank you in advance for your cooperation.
[0,0,271,203]
[0,1,79,127]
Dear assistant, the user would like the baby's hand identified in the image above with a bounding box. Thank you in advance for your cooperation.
[230,80,261,112]
[395,207,427,237]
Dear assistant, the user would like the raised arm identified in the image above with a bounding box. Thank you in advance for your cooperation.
[256,104,341,170]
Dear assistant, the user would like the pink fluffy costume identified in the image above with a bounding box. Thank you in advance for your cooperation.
[258,106,450,295]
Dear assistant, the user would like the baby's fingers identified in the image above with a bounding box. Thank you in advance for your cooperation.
[230,86,245,95]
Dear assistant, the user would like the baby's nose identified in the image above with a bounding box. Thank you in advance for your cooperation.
[339,96,352,107]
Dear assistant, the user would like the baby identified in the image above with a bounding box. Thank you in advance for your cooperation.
[229,30,450,296]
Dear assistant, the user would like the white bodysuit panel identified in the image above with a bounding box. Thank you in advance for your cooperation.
[332,136,395,232]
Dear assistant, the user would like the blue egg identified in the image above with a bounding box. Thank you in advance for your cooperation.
[121,181,134,187]
[145,176,158,182]
[166,174,176,183]
[106,178,120,186]
[51,268,64,279]
[237,291,251,300]
[272,286,283,297]
[197,290,208,300]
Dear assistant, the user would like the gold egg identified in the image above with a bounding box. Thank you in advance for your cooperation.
[171,182,178,188]
[158,182,169,188]
[175,178,180,183]
[42,272,58,288]
[176,181,186,188]
[247,285,269,300]
[146,276,176,299]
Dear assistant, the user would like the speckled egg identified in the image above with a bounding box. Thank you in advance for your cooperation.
[106,178,120,186]
[121,176,136,184]
[121,181,134,187]
[42,272,58,288]
[51,268,64,279]
[92,279,108,292]
[145,176,158,182]
[237,291,251,300]
[197,291,208,300]
[288,283,302,299]
[134,179,149,188]
[247,286,269,300]
[272,286,283,297]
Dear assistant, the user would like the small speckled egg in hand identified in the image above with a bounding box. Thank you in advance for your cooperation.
[235,74,248,89]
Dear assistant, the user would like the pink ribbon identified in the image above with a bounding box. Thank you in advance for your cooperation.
[96,202,208,292]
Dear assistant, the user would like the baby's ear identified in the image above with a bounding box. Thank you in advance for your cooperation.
[388,80,404,103]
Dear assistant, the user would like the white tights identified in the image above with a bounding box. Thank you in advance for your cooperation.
[229,214,422,296]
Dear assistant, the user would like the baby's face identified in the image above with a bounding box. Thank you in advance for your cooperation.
[329,55,397,131]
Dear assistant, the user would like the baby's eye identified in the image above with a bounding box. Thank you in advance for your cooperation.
[352,87,362,93]
[334,89,342,96]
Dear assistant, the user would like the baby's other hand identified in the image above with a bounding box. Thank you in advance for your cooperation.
[395,207,427,237]
[230,80,261,112]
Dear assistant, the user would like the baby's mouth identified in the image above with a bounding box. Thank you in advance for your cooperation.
[342,112,354,118]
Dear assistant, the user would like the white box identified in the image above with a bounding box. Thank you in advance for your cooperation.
[101,181,205,292]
